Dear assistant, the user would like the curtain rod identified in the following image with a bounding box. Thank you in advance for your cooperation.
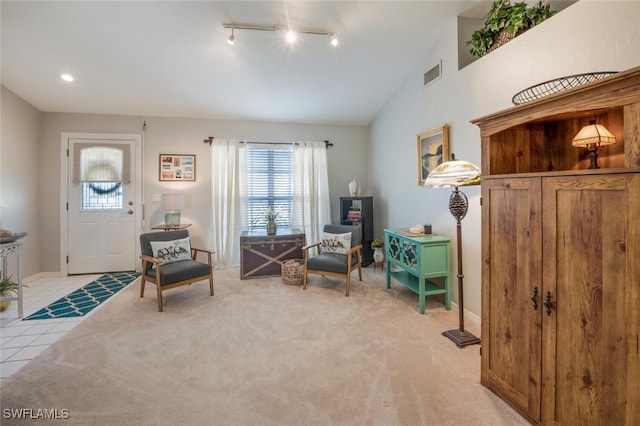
[203,136,333,148]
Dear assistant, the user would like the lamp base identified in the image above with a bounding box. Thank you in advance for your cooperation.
[164,211,181,227]
[442,328,481,348]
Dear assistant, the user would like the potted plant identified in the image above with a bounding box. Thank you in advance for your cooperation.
[371,239,385,271]
[264,208,279,235]
[0,275,19,312]
[466,0,556,57]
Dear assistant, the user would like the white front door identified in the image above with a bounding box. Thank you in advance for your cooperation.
[66,135,140,274]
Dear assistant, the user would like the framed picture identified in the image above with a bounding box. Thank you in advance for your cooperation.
[159,154,196,181]
[417,124,449,185]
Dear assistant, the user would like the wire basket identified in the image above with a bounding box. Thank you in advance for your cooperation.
[281,259,305,286]
[512,72,617,105]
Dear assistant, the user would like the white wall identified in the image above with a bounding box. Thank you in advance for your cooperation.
[36,113,368,272]
[369,1,640,320]
[1,86,42,278]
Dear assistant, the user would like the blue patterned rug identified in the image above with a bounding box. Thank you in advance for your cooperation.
[23,272,140,320]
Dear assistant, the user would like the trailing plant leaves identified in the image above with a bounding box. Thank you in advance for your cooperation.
[467,0,556,57]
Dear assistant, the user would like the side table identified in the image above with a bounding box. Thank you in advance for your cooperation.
[151,224,192,231]
[384,229,451,314]
[1,241,24,318]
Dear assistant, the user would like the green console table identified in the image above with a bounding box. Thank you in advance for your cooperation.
[384,229,451,314]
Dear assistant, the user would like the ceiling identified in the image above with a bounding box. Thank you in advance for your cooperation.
[1,1,485,126]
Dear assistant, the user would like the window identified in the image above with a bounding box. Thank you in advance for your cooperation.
[246,144,293,231]
[81,182,123,210]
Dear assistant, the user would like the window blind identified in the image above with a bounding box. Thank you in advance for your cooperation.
[72,143,131,183]
[246,144,293,230]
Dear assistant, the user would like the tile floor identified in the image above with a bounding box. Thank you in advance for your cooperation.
[0,274,102,384]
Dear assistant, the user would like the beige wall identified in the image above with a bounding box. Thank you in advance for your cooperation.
[36,113,368,273]
[1,86,42,278]
[369,1,640,322]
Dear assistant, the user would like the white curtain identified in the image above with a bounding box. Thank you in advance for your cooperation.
[292,141,332,244]
[209,139,245,268]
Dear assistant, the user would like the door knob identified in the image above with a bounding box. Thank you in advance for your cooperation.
[122,210,134,215]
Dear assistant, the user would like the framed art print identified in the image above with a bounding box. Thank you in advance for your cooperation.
[417,124,449,185]
[159,154,196,181]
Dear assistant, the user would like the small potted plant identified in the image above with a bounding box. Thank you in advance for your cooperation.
[466,0,556,57]
[0,275,19,312]
[264,208,279,235]
[371,239,385,271]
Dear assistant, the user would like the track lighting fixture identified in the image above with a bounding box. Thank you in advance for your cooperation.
[223,23,338,47]
[227,27,235,45]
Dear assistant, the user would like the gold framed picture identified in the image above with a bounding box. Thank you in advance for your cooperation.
[417,124,449,185]
[159,154,196,181]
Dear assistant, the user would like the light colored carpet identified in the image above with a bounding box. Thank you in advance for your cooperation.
[0,267,529,425]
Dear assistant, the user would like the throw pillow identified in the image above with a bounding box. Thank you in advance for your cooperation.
[321,232,351,255]
[150,237,192,266]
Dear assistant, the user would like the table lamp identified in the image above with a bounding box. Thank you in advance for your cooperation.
[160,194,184,227]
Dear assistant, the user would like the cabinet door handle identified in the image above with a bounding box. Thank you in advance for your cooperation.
[530,286,539,310]
[543,291,552,316]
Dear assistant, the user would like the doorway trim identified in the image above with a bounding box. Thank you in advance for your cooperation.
[60,132,143,276]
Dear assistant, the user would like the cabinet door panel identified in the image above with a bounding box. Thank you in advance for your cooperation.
[481,178,542,423]
[541,175,631,425]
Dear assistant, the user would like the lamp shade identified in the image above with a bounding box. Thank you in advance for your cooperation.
[572,121,616,147]
[160,193,184,211]
[424,159,481,188]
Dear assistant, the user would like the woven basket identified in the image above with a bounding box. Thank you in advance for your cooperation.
[281,259,305,286]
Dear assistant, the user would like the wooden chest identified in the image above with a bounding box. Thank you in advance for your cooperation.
[240,229,305,279]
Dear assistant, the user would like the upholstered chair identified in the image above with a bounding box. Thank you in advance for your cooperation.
[139,230,214,311]
[302,224,363,296]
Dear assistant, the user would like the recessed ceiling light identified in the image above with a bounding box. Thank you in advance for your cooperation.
[286,30,297,44]
[60,73,75,82]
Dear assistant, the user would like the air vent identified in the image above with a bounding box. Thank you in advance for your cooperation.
[424,61,442,87]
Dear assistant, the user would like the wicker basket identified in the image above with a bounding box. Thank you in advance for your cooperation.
[281,259,305,286]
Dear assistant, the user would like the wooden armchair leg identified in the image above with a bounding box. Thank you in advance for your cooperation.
[209,274,214,296]
[140,278,146,297]
[156,285,164,312]
[357,264,363,281]
[345,274,351,297]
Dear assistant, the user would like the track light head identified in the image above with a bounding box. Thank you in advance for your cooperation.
[227,27,235,45]
[286,30,297,44]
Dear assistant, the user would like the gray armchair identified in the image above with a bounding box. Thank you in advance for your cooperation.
[302,224,363,296]
[139,230,214,311]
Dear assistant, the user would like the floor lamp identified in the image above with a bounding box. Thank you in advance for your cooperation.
[424,154,481,348]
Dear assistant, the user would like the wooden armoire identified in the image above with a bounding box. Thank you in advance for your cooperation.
[472,67,640,425]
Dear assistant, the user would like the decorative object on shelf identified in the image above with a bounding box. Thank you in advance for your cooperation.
[417,124,449,185]
[160,193,185,227]
[347,205,362,223]
[264,208,278,235]
[424,153,481,348]
[159,154,196,181]
[0,275,19,312]
[423,224,433,234]
[371,239,385,271]
[409,225,424,234]
[512,72,618,105]
[348,179,360,196]
[466,0,556,57]
[0,231,28,244]
[572,120,617,169]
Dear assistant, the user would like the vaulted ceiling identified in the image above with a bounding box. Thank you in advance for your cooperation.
[1,1,485,125]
